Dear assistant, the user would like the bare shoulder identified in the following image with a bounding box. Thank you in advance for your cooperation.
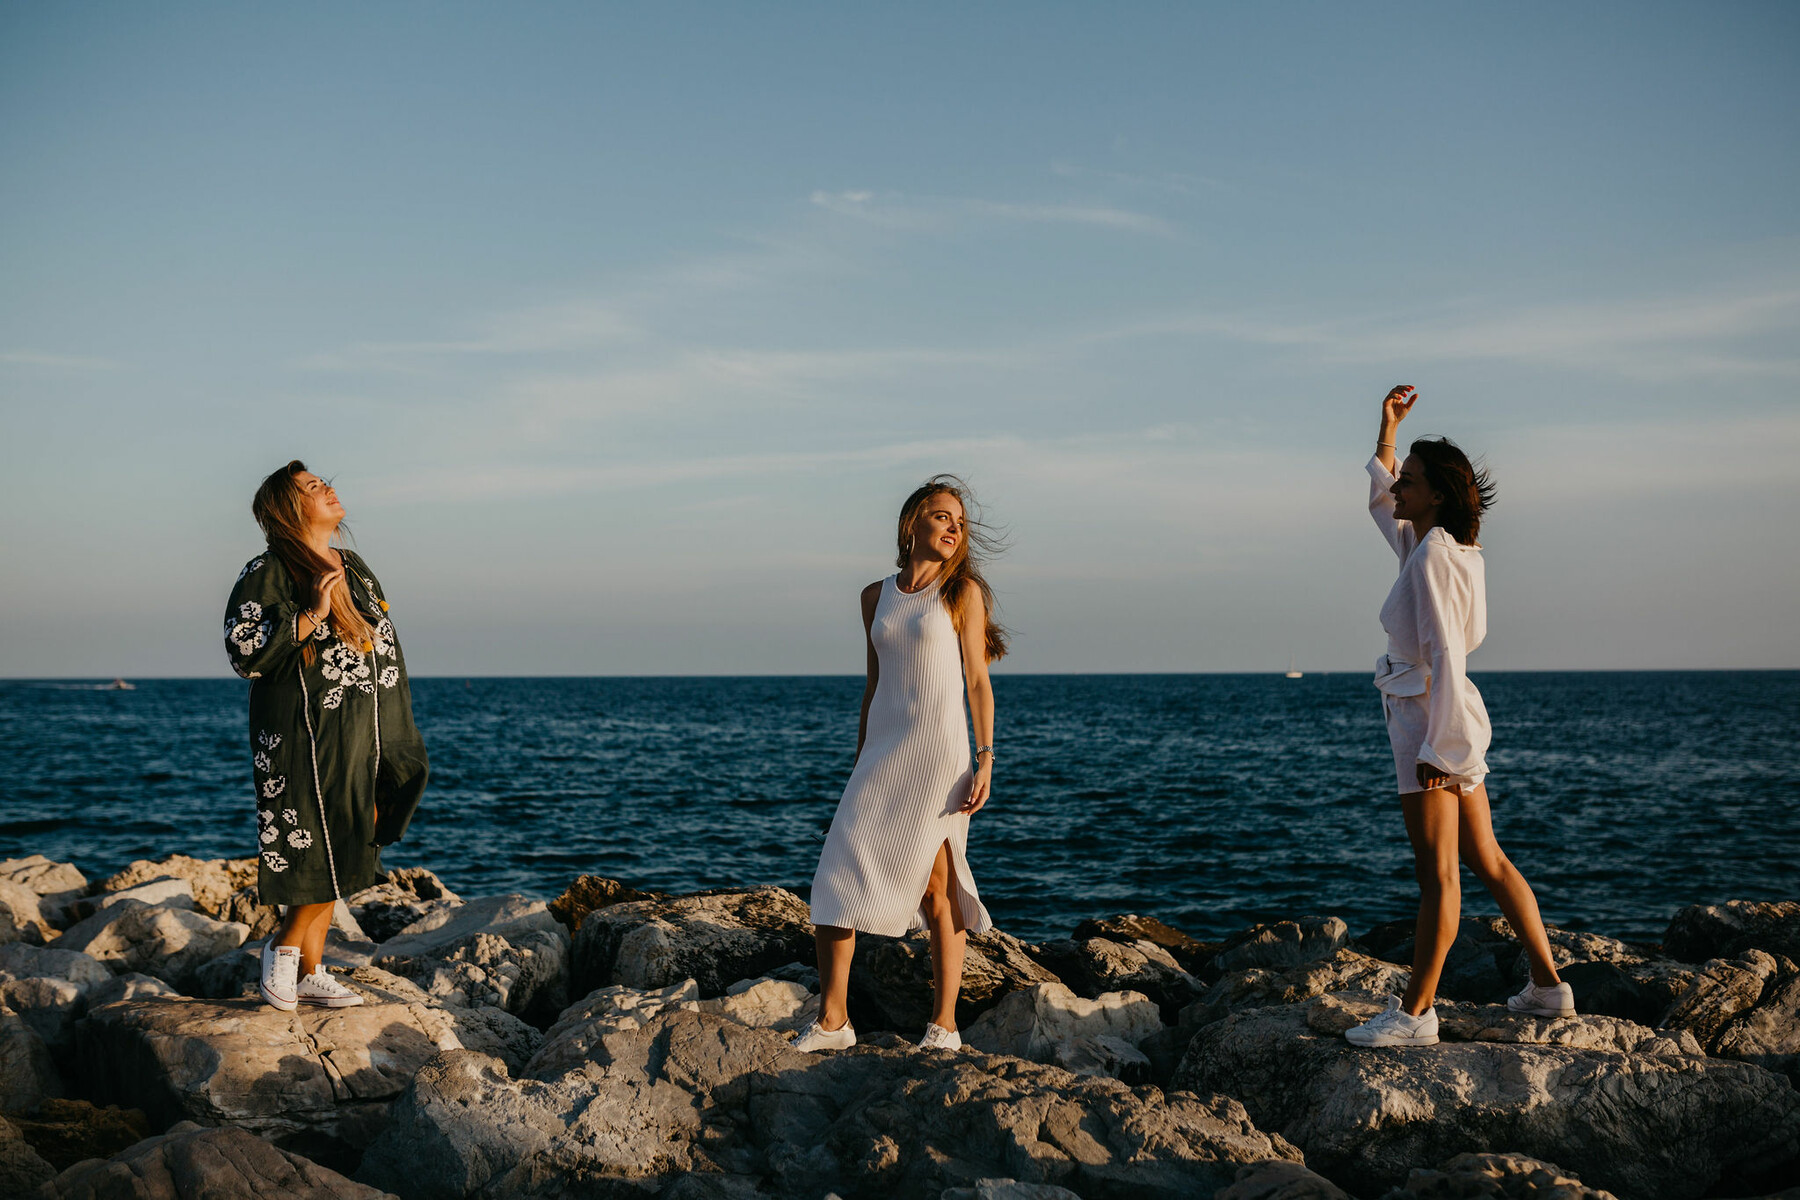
[860,580,884,619]
[950,576,985,611]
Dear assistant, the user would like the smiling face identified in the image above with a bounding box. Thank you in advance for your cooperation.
[909,492,966,564]
[293,471,345,532]
[1390,454,1443,526]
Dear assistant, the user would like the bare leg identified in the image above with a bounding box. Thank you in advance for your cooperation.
[814,924,856,1032]
[1400,789,1461,1015]
[1457,786,1562,987]
[277,902,334,977]
[921,842,968,1031]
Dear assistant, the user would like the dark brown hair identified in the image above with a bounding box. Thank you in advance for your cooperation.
[1409,437,1496,546]
[251,460,374,661]
[895,474,1009,661]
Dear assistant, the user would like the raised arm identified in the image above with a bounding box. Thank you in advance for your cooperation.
[1369,385,1418,557]
[851,581,882,766]
[956,580,995,815]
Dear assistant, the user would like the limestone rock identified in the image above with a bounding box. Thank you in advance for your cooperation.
[1214,917,1350,975]
[940,1180,1086,1200]
[1202,949,1412,1024]
[1071,913,1221,975]
[0,977,83,1051]
[1030,936,1205,1021]
[0,942,112,986]
[1380,1151,1620,1199]
[527,977,702,1077]
[92,855,256,920]
[1360,917,1518,1003]
[1216,1160,1356,1199]
[347,867,462,944]
[851,927,1063,1031]
[38,1121,397,1200]
[0,1115,55,1194]
[546,873,649,934]
[85,972,182,1007]
[1712,966,1800,1083]
[376,924,569,1025]
[1173,995,1800,1200]
[572,886,816,999]
[218,886,282,940]
[74,994,472,1168]
[1666,901,1800,964]
[72,877,197,921]
[0,1008,64,1110]
[0,856,87,930]
[377,893,558,960]
[964,981,1163,1079]
[1660,950,1789,1043]
[51,901,248,992]
[357,1010,1305,1200]
[0,880,54,945]
[345,966,543,1075]
[695,976,818,1032]
[5,1099,151,1173]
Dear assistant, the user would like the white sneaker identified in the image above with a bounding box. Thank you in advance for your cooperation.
[260,942,300,1012]
[918,1023,962,1051]
[297,968,365,1008]
[791,1020,855,1052]
[1507,979,1576,1018]
[1345,994,1439,1046]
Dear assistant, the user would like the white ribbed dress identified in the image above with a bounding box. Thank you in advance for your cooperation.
[809,574,993,937]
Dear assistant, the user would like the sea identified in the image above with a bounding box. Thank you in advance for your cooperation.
[2,672,1796,945]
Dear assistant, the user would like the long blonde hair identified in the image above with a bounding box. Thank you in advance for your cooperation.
[896,474,1009,661]
[252,460,375,662]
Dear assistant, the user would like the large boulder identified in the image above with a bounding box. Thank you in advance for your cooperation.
[91,855,256,920]
[36,1121,397,1200]
[1029,936,1205,1021]
[1173,994,1800,1200]
[527,977,703,1077]
[850,927,1063,1032]
[1214,1160,1354,1199]
[0,880,53,945]
[1665,901,1800,964]
[0,856,87,930]
[0,1008,64,1109]
[546,873,650,934]
[964,982,1163,1081]
[1380,1151,1621,1198]
[344,966,544,1075]
[4,1098,151,1174]
[1072,913,1221,975]
[571,886,816,999]
[1202,949,1412,1023]
[347,868,463,944]
[356,1009,1305,1200]
[50,901,248,993]
[375,894,558,960]
[372,896,569,1025]
[70,878,198,923]
[0,944,113,1051]
[218,885,282,941]
[1657,950,1800,1083]
[73,994,474,1170]
[1214,917,1351,976]
[1354,916,1518,1003]
[0,1116,55,1194]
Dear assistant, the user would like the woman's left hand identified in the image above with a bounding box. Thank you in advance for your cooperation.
[964,763,992,814]
[1416,762,1451,790]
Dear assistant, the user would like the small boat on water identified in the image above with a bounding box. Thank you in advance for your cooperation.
[1284,652,1303,679]
[105,678,135,690]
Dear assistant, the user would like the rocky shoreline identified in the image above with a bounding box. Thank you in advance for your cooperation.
[1,852,1796,1200]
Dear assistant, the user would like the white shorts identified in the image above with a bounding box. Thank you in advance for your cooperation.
[1381,690,1488,796]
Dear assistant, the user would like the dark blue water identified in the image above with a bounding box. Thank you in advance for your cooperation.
[2,673,1796,943]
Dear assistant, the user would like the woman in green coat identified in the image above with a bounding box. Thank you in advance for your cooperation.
[224,460,429,1012]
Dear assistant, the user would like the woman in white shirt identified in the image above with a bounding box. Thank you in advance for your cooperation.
[1346,385,1574,1047]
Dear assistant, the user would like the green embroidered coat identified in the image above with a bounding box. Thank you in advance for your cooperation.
[223,549,429,906]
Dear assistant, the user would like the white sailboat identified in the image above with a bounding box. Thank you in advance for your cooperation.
[1284,652,1303,679]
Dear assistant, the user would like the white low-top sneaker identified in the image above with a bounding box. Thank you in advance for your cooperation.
[791,1020,856,1053]
[1507,979,1576,1018]
[297,969,365,1008]
[1345,995,1439,1046]
[260,942,300,1012]
[918,1023,962,1051]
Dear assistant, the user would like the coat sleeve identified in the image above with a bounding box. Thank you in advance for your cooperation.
[1368,455,1412,561]
[223,555,318,680]
[1413,545,1484,779]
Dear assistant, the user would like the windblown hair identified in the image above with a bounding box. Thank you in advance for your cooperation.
[251,460,374,662]
[895,474,1009,661]
[1409,437,1497,546]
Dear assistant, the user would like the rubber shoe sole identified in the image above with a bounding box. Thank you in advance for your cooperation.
[1508,999,1576,1018]
[298,990,363,1008]
[260,981,298,1012]
[1345,1028,1439,1046]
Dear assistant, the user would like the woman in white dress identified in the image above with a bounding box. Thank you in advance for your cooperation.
[1346,385,1574,1047]
[795,475,1006,1053]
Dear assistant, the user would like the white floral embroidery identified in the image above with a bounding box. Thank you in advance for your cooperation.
[379,665,399,688]
[320,642,369,683]
[262,850,289,872]
[253,751,271,774]
[238,601,263,620]
[321,686,345,710]
[311,620,332,642]
[228,617,270,657]
[373,619,397,657]
[238,557,265,581]
[260,776,286,799]
[286,829,313,850]
[258,730,281,750]
[260,825,279,844]
[281,808,297,825]
[258,808,275,825]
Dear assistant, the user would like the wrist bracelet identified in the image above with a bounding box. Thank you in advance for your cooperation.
[975,745,994,759]
[1376,440,1395,448]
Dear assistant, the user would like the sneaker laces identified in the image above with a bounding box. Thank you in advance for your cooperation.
[268,947,300,990]
[302,969,354,997]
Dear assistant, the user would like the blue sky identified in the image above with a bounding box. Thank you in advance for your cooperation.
[3,2,1796,676]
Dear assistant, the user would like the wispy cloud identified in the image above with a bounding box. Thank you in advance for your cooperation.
[808,189,1181,239]
[0,349,117,370]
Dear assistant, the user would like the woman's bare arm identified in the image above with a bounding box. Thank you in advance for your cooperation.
[852,581,882,765]
[956,581,995,814]
[1377,384,1417,473]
